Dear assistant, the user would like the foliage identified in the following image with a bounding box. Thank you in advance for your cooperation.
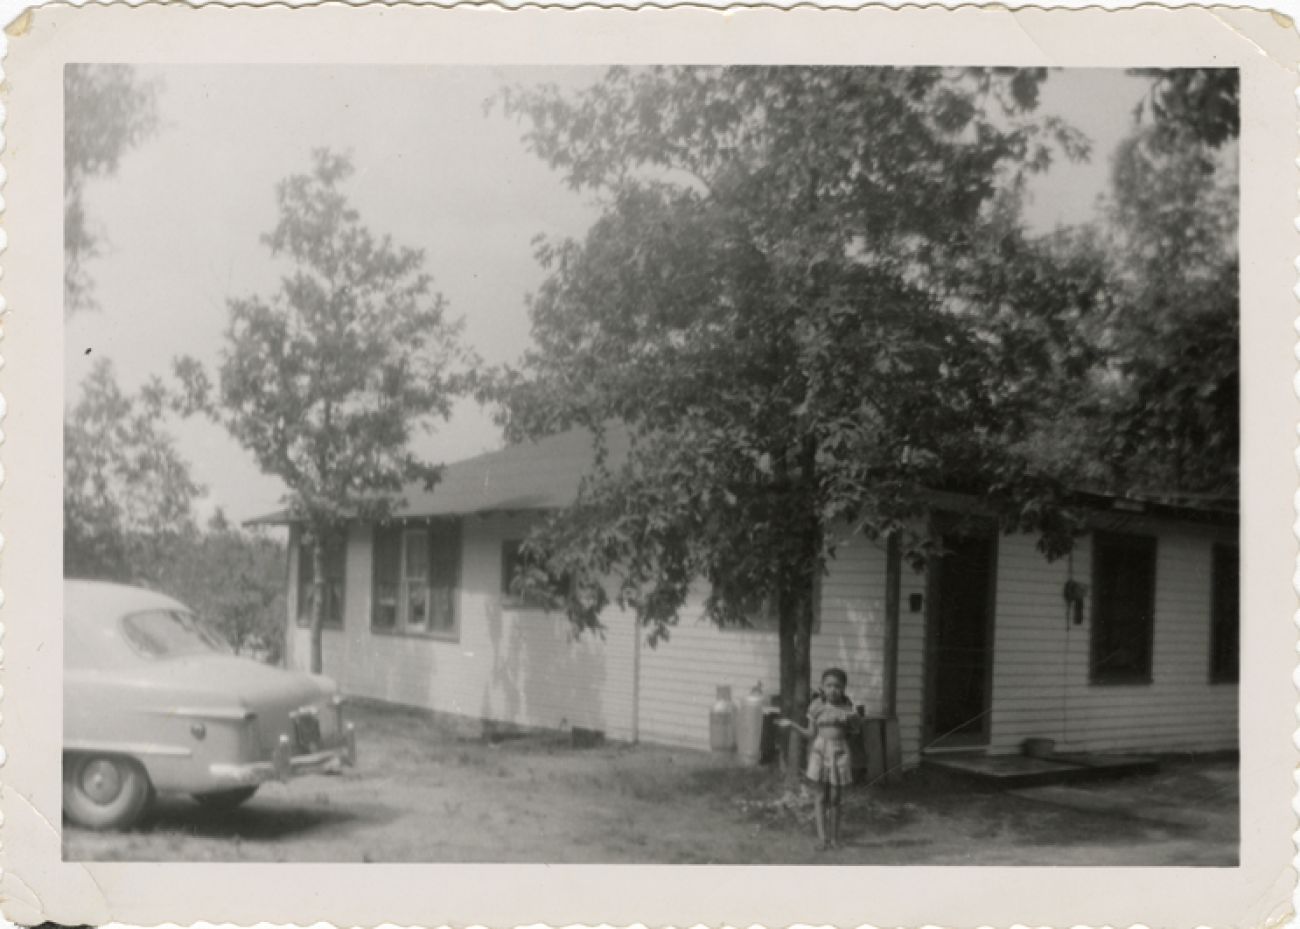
[64,65,161,315]
[176,149,474,672]
[492,67,1094,727]
[1097,69,1239,499]
[1131,67,1239,148]
[151,510,288,662]
[64,359,202,581]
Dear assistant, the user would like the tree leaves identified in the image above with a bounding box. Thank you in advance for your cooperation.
[64,65,162,315]
[174,149,475,671]
[65,359,203,579]
[178,148,474,531]
[490,66,1103,717]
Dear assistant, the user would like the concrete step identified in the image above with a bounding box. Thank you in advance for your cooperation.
[923,751,1159,788]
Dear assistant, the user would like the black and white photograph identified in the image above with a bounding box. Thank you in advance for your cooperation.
[4,4,1295,925]
[59,60,1244,866]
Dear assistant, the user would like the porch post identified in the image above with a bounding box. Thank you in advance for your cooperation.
[882,532,903,781]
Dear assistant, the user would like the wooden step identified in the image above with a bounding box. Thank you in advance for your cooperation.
[923,751,1159,788]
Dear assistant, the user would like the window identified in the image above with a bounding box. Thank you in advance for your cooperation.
[123,610,229,658]
[1210,542,1239,683]
[1090,531,1157,684]
[373,521,460,637]
[296,531,346,629]
[501,539,569,609]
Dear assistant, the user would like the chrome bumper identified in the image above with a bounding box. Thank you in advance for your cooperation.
[209,722,357,785]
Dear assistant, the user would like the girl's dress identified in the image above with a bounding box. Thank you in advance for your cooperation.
[805,698,856,786]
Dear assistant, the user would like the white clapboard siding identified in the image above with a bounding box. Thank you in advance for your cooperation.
[287,515,636,741]
[287,513,1237,759]
[987,525,1237,755]
[636,598,780,749]
[637,531,893,750]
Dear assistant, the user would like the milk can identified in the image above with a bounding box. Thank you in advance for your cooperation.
[709,685,736,752]
[736,681,766,766]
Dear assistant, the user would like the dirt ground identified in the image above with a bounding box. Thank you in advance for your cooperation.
[64,701,1239,864]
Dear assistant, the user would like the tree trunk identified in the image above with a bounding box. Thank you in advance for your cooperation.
[778,565,816,790]
[776,434,824,790]
[310,538,325,675]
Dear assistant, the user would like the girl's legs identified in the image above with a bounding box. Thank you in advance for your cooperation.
[827,785,842,848]
[813,785,828,849]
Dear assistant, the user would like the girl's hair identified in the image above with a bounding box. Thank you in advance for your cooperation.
[821,667,848,687]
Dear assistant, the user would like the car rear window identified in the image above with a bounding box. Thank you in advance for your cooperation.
[121,609,230,659]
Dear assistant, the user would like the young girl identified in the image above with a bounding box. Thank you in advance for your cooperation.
[778,667,857,851]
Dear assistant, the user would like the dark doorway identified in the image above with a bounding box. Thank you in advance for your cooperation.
[924,527,997,749]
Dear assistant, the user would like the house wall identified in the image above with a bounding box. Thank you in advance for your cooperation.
[286,515,637,741]
[984,520,1237,755]
[635,531,895,749]
[286,512,1237,759]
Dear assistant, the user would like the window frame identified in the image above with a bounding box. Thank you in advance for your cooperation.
[1209,541,1239,685]
[295,529,347,630]
[370,520,461,641]
[1089,530,1158,686]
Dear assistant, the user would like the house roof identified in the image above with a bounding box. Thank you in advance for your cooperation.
[245,424,630,525]
[246,423,1236,528]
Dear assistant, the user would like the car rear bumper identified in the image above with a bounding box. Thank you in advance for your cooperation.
[208,723,357,786]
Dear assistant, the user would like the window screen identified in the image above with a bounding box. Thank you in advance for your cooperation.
[1210,542,1239,683]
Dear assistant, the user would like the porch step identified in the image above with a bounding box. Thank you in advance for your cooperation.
[923,751,1159,788]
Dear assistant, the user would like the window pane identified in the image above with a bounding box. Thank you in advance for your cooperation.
[405,581,429,629]
[122,610,225,659]
[372,527,402,629]
[405,531,429,580]
[1091,532,1156,683]
[373,584,399,630]
[429,520,461,633]
[429,587,455,631]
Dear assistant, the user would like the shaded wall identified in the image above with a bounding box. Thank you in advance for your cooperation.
[286,514,636,741]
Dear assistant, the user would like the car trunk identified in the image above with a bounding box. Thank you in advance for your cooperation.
[154,654,338,757]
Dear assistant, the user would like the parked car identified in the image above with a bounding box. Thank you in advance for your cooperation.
[63,579,357,830]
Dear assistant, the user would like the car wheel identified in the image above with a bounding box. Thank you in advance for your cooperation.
[192,786,259,810]
[63,753,153,830]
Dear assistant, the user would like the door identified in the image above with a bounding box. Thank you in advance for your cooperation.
[924,527,997,749]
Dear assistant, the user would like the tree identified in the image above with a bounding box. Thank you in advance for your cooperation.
[65,64,161,315]
[1097,69,1238,499]
[494,67,1090,778]
[65,359,202,580]
[176,149,473,674]
[151,510,289,663]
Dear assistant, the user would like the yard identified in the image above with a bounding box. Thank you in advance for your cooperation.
[64,700,1239,864]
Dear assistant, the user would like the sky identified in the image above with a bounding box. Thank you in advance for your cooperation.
[65,66,1149,526]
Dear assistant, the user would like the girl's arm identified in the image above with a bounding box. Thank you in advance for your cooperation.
[776,702,820,739]
[776,718,813,739]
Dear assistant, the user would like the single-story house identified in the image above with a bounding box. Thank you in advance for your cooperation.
[258,427,1238,764]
